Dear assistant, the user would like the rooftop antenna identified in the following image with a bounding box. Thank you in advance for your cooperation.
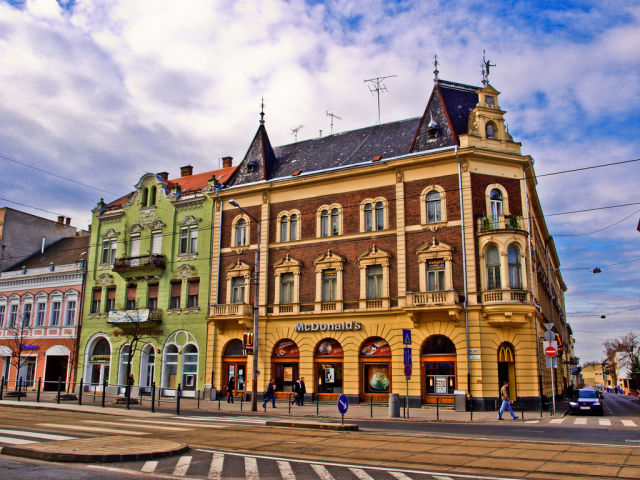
[364,74,397,124]
[290,124,304,142]
[481,50,496,86]
[325,111,342,135]
[433,53,439,82]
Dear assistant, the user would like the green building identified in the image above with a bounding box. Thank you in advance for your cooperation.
[78,162,235,397]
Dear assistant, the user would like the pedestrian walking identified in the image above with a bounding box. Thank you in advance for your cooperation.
[299,377,306,406]
[498,380,517,420]
[227,376,235,403]
[263,378,276,408]
[292,378,300,405]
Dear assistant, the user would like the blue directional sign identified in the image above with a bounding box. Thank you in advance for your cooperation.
[404,347,412,366]
[337,394,349,414]
[402,329,412,345]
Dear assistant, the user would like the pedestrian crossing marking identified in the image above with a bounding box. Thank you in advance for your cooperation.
[312,464,336,480]
[622,419,637,427]
[350,467,375,480]
[131,418,227,429]
[278,460,296,480]
[175,415,266,424]
[0,435,36,445]
[599,419,611,426]
[37,423,147,435]
[549,418,565,423]
[173,455,192,476]
[432,476,454,480]
[208,453,224,480]
[245,456,259,480]
[0,428,76,441]
[389,472,413,480]
[141,460,157,473]
[574,417,587,425]
[82,420,188,431]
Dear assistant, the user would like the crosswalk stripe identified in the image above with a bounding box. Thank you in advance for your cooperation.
[622,419,637,427]
[128,419,225,429]
[574,418,587,425]
[312,464,335,480]
[389,472,413,480]
[83,420,187,431]
[278,460,296,480]
[549,418,565,423]
[37,423,146,435]
[245,456,259,480]
[141,460,157,473]
[0,435,36,445]
[208,453,224,480]
[599,419,611,426]
[174,416,265,424]
[173,455,192,476]
[0,429,76,441]
[350,467,375,480]
[433,476,454,480]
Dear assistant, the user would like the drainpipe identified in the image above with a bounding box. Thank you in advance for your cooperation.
[73,259,87,394]
[456,146,472,401]
[533,301,543,407]
[211,196,224,391]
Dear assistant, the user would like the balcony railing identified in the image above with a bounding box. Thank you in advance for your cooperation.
[482,289,529,304]
[477,215,525,233]
[113,254,166,276]
[212,303,253,318]
[405,290,458,308]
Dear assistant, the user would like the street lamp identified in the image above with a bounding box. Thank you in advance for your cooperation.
[228,199,261,412]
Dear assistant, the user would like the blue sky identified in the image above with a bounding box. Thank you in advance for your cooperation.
[1,0,638,364]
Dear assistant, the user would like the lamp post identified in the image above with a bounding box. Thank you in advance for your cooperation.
[229,199,260,412]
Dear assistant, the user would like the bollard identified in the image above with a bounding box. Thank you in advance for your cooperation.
[0,376,4,401]
[370,399,373,418]
[101,378,107,408]
[126,381,131,410]
[57,377,62,404]
[240,393,243,411]
[218,391,221,410]
[289,393,292,415]
[389,393,400,418]
[37,377,41,403]
[197,390,200,409]
[151,382,156,413]
[316,396,319,416]
[436,396,440,421]
[78,378,83,405]
[18,377,22,402]
[469,396,473,421]
[176,383,181,415]
[520,398,524,420]
[540,395,544,418]
[403,396,406,419]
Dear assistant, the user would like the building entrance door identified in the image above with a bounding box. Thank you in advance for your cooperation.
[497,343,516,400]
[44,355,68,391]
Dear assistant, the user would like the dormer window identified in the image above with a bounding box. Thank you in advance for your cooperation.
[486,122,496,139]
[246,158,256,173]
[427,113,439,140]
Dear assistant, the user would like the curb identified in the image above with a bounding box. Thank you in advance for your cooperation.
[266,420,358,431]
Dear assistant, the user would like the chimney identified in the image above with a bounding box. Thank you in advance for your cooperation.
[222,156,233,168]
[180,165,193,177]
[57,215,64,223]
[65,217,71,225]
[157,172,169,181]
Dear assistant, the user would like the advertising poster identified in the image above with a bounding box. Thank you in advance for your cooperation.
[365,364,390,393]
[360,337,391,356]
[316,339,344,356]
[273,340,300,357]
[435,376,447,394]
[324,367,335,383]
[284,366,293,382]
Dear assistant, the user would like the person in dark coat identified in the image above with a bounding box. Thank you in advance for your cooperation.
[263,378,276,408]
[227,376,235,403]
[299,377,306,405]
[293,378,300,405]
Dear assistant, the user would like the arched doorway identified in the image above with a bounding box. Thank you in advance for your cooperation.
[314,338,343,401]
[139,344,155,393]
[181,344,199,392]
[421,335,456,404]
[222,339,246,398]
[272,339,299,398]
[44,345,70,392]
[497,342,516,400]
[359,337,391,402]
[87,337,111,391]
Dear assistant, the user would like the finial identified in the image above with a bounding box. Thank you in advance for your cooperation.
[260,97,265,125]
[433,53,439,82]
[481,50,496,86]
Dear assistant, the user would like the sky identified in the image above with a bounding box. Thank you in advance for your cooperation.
[1,0,638,365]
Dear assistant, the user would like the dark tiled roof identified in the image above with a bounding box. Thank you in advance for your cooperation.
[436,80,480,138]
[7,235,90,270]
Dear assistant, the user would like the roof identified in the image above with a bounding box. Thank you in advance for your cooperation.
[5,235,90,270]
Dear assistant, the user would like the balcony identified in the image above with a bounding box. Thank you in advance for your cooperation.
[211,303,253,319]
[113,254,166,279]
[477,215,525,233]
[404,290,461,324]
[107,309,162,325]
[482,289,529,305]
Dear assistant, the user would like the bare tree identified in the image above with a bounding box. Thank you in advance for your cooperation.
[6,313,40,391]
[604,331,640,387]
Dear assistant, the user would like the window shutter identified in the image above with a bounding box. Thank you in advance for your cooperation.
[171,281,181,297]
[148,284,158,299]
[107,287,116,300]
[127,285,137,301]
[188,279,200,295]
[93,289,101,301]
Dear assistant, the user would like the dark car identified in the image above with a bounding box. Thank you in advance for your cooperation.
[569,388,604,415]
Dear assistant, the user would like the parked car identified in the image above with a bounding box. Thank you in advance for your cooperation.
[583,385,603,399]
[569,388,604,415]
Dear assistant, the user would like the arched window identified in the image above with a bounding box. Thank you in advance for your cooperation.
[331,208,339,236]
[364,203,373,232]
[163,344,179,389]
[289,214,298,241]
[235,219,246,246]
[140,188,148,206]
[320,210,329,237]
[149,186,157,206]
[375,202,384,230]
[182,344,199,390]
[92,338,110,356]
[486,122,495,139]
[486,245,501,290]
[280,215,288,242]
[508,245,522,289]
[422,335,456,355]
[426,191,441,223]
[490,189,503,219]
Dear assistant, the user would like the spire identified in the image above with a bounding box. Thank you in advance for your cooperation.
[433,53,439,82]
[260,97,265,125]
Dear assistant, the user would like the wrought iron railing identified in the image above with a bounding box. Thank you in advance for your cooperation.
[113,254,166,271]
[477,215,525,233]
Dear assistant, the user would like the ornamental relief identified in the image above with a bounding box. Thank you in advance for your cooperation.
[176,263,196,278]
[129,224,143,234]
[98,273,114,286]
[177,215,201,226]
[101,228,119,238]
[137,210,161,229]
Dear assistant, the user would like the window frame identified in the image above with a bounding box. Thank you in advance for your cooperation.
[313,251,345,312]
[225,260,252,305]
[273,255,301,314]
[357,246,391,309]
[232,215,250,247]
[416,240,454,294]
[276,210,301,243]
[360,198,388,232]
[420,186,447,226]
[317,204,342,238]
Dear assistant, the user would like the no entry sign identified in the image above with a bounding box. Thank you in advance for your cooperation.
[545,345,557,357]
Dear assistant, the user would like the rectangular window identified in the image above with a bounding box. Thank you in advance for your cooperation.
[321,269,337,302]
[331,209,339,236]
[130,234,141,257]
[170,281,181,309]
[106,287,116,312]
[65,300,76,326]
[290,215,297,241]
[187,279,199,308]
[280,217,288,242]
[189,227,198,254]
[231,277,245,304]
[280,273,294,304]
[9,304,18,328]
[126,285,137,310]
[50,301,61,326]
[179,226,197,254]
[179,228,189,254]
[320,211,329,237]
[147,284,158,310]
[35,302,46,326]
[0,305,5,327]
[151,230,162,254]
[101,239,117,264]
[426,259,446,291]
[375,202,384,230]
[22,303,32,327]
[366,265,383,299]
[364,204,373,232]
[91,289,101,314]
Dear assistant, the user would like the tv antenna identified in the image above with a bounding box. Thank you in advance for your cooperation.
[290,124,304,142]
[325,111,342,135]
[364,74,397,124]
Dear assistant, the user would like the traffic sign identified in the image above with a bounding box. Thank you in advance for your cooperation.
[544,323,554,331]
[404,364,412,378]
[337,394,349,415]
[543,330,555,341]
[544,345,557,357]
[402,329,412,345]
[404,347,412,366]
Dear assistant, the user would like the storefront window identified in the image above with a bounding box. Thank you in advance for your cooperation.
[315,339,344,395]
[364,364,390,394]
[163,345,179,389]
[425,362,455,395]
[272,339,299,393]
[182,344,198,390]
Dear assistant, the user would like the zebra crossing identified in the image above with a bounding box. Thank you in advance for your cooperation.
[0,428,79,447]
[92,450,485,480]
[544,417,638,427]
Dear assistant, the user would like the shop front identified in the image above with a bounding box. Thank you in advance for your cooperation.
[272,339,299,398]
[359,336,391,402]
[421,334,457,404]
[314,338,343,400]
[85,336,111,391]
[222,339,247,398]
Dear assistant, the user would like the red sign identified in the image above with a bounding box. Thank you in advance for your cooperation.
[404,364,412,377]
[545,345,557,358]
